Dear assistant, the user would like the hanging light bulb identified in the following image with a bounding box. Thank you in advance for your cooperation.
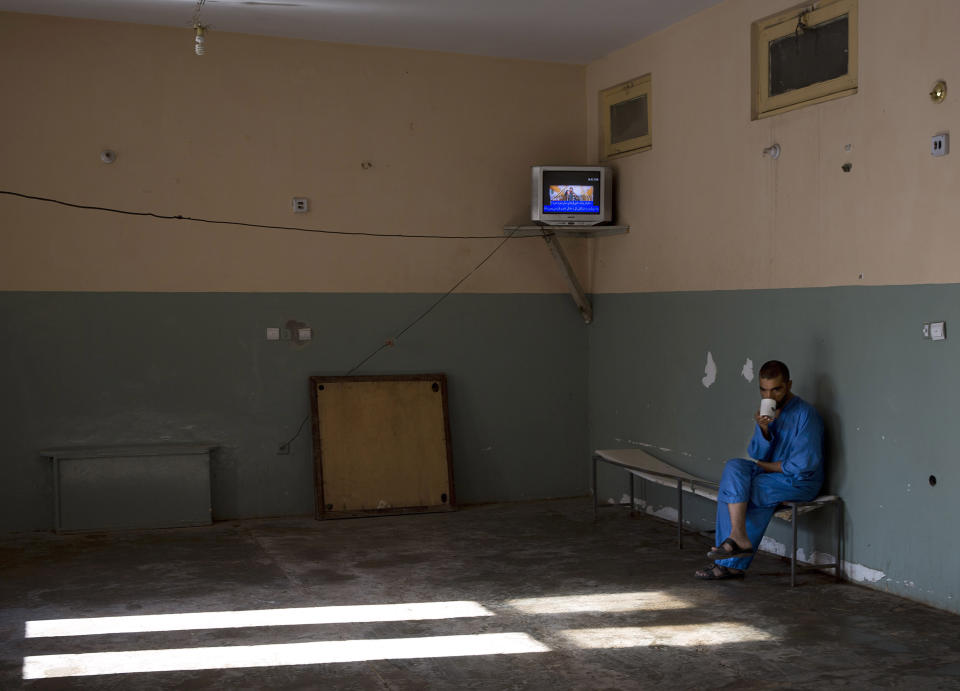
[191,0,208,55]
[194,25,206,56]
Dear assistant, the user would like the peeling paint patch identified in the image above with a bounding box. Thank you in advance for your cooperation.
[650,506,679,522]
[756,542,886,583]
[759,536,787,557]
[741,358,754,382]
[844,561,885,583]
[702,351,717,388]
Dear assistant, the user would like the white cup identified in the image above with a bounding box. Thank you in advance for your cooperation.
[759,398,777,418]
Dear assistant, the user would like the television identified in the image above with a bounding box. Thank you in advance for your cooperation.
[530,165,613,226]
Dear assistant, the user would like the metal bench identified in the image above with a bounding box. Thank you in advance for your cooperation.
[593,448,843,586]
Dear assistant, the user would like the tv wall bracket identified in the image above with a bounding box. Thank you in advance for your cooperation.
[502,224,630,324]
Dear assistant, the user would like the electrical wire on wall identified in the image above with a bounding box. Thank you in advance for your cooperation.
[277,228,518,453]
[0,189,527,453]
[0,191,517,240]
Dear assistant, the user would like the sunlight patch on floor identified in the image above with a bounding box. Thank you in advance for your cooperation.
[560,623,774,648]
[23,632,550,679]
[25,601,493,638]
[507,592,690,614]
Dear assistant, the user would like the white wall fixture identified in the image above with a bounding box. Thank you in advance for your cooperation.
[930,321,946,341]
[266,327,280,341]
[99,149,117,164]
[931,133,949,157]
[762,143,781,159]
[292,198,309,213]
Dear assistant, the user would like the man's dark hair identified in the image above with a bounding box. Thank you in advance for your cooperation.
[759,360,790,382]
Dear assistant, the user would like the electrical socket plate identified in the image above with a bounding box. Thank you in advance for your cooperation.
[266,327,280,341]
[297,327,312,341]
[931,321,946,341]
[292,197,309,213]
[932,133,949,157]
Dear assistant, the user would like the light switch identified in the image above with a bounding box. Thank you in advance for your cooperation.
[297,327,312,341]
[931,321,946,341]
[266,327,280,341]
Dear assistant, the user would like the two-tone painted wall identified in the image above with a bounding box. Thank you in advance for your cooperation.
[0,13,591,530]
[587,0,959,613]
[3,0,959,615]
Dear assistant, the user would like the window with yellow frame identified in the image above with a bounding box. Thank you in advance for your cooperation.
[752,0,858,119]
[600,74,652,159]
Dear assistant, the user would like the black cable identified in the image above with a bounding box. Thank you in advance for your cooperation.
[345,228,517,375]
[0,189,526,451]
[279,229,517,451]
[278,412,311,452]
[0,190,521,240]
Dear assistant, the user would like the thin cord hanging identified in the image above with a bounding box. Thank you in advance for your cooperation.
[346,228,517,375]
[278,229,517,451]
[0,190,513,240]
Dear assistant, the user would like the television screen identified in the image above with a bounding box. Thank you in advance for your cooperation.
[531,166,612,226]
[542,171,602,214]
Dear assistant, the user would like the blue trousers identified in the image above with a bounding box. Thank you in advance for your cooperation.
[714,458,821,570]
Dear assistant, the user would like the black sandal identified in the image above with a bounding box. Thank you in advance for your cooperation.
[694,563,745,580]
[707,537,754,560]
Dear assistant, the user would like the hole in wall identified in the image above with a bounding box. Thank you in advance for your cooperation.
[929,475,937,486]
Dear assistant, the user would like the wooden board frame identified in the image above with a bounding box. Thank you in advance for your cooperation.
[309,373,456,519]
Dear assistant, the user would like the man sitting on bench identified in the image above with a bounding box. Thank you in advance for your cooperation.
[695,360,824,580]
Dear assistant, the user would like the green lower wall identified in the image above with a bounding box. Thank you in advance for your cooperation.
[1,292,589,532]
[588,286,959,614]
[5,285,957,613]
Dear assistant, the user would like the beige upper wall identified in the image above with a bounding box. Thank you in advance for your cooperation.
[0,12,587,293]
[586,0,960,293]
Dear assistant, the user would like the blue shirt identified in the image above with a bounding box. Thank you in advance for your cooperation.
[748,395,824,482]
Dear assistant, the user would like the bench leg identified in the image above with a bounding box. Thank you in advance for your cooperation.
[592,456,598,521]
[836,499,844,582]
[791,503,798,587]
[677,479,683,549]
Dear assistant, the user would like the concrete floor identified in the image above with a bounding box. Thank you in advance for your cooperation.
[2,498,959,690]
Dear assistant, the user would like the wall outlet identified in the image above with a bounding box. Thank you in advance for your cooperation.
[297,327,312,341]
[922,323,931,339]
[931,321,946,341]
[292,197,309,213]
[932,133,949,157]
[266,327,280,341]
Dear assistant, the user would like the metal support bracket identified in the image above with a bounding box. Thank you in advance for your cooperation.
[541,231,593,324]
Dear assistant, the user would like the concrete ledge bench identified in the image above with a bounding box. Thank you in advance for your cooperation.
[592,448,843,586]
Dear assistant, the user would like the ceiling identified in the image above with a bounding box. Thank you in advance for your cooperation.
[0,0,725,64]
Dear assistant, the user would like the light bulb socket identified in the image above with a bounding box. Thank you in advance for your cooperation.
[194,25,206,56]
